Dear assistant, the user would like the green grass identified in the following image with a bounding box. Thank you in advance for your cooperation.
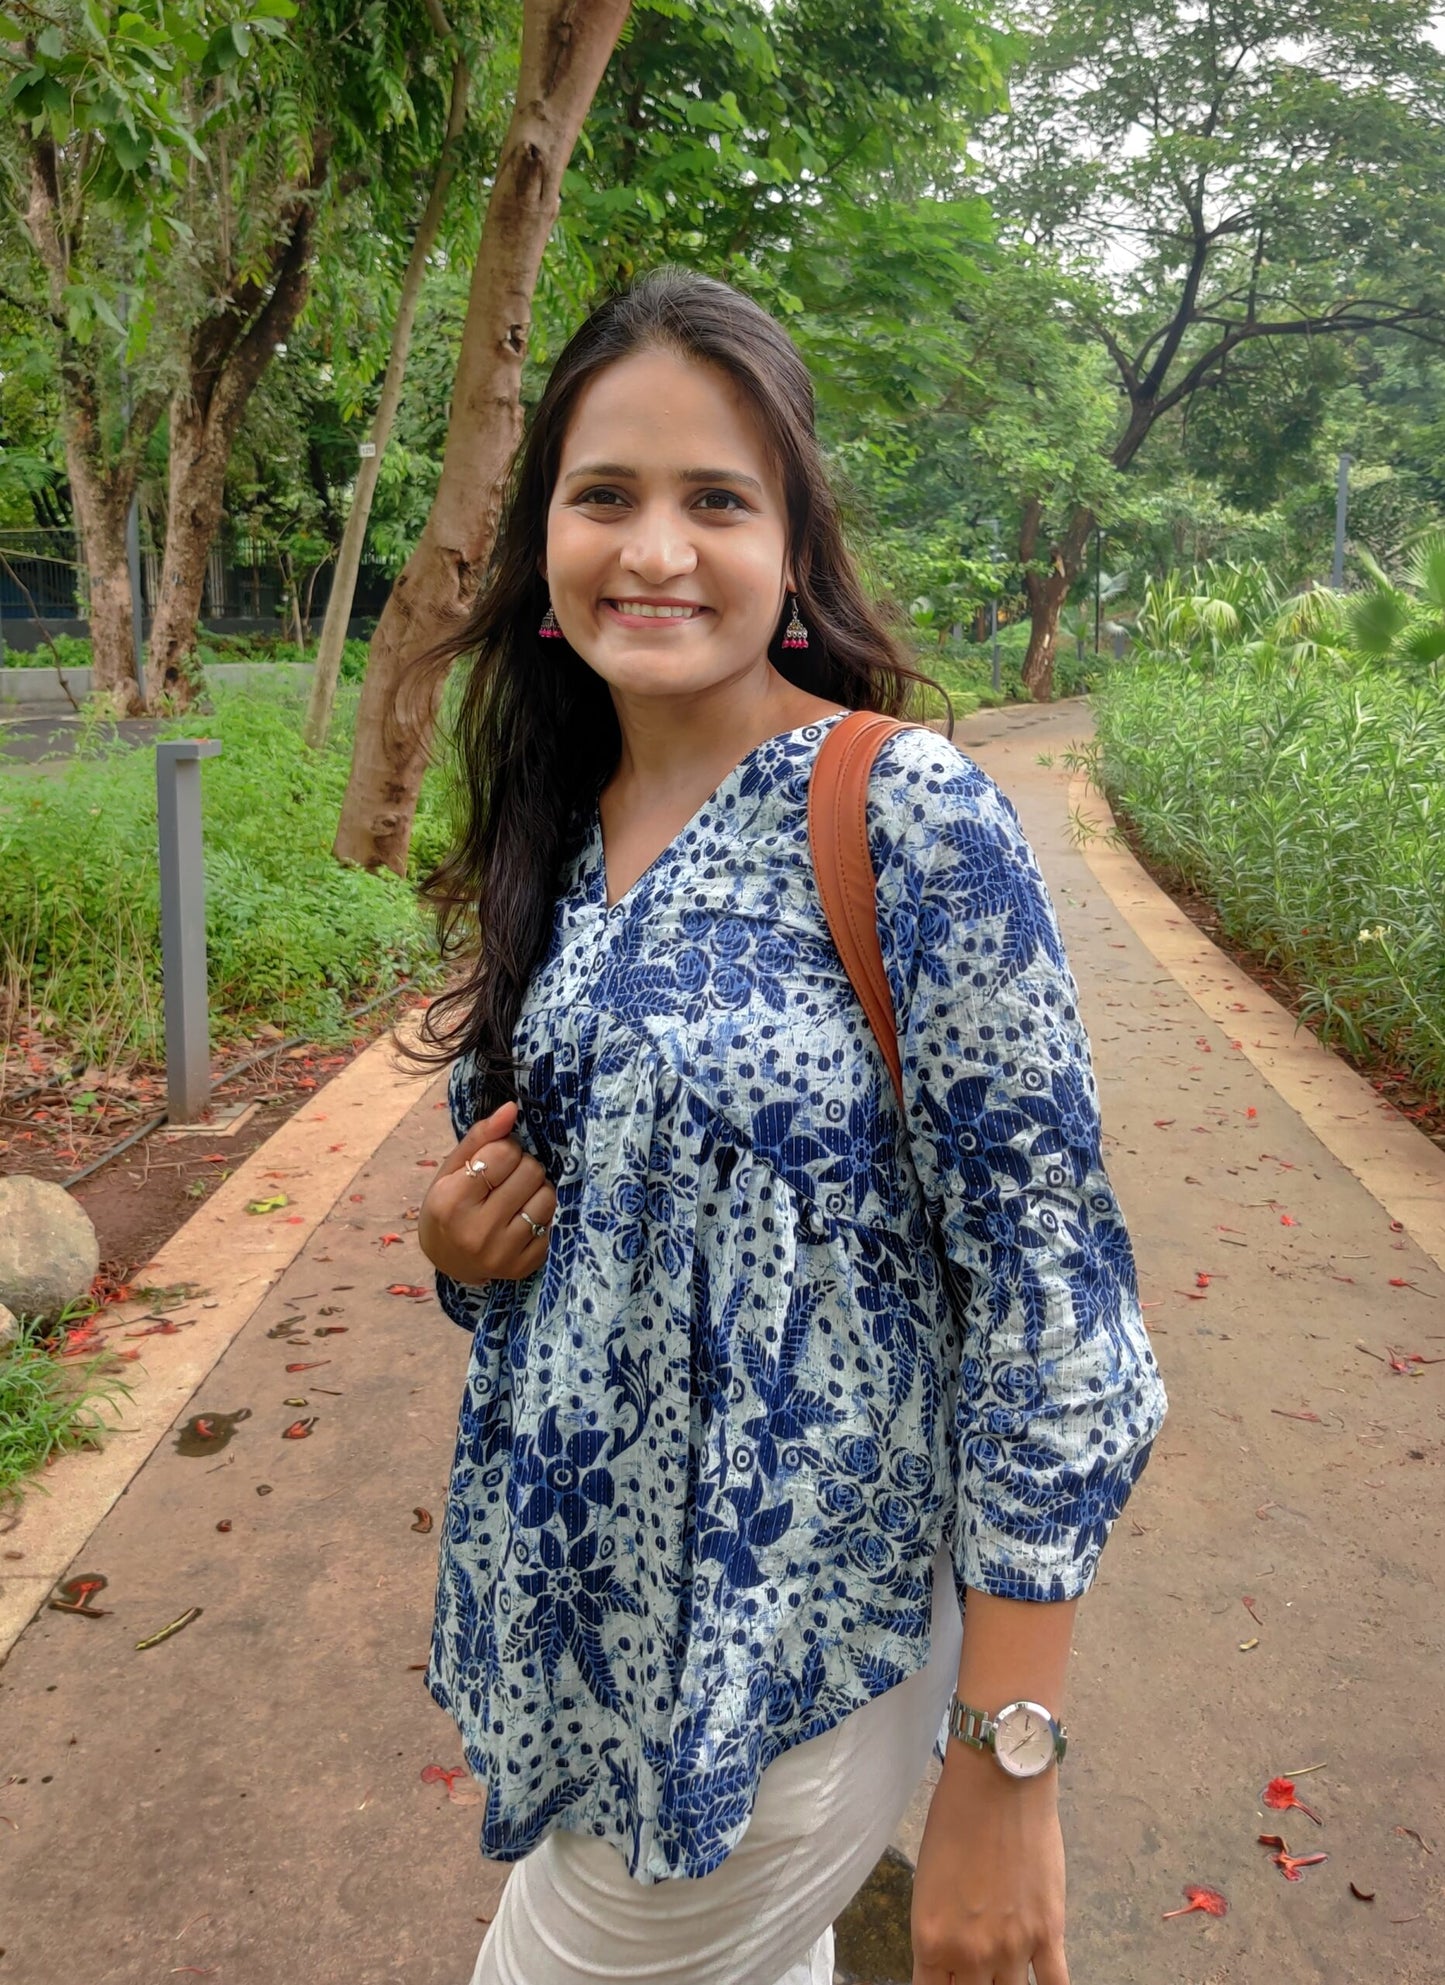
[2,631,374,681]
[0,1315,132,1501]
[1091,650,1445,1101]
[0,679,451,1068]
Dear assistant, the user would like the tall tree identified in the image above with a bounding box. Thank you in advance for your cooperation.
[979,0,1445,697]
[3,1,281,709]
[2,0,486,709]
[332,0,633,872]
[301,0,477,750]
[334,0,1011,871]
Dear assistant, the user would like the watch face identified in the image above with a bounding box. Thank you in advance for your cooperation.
[993,1701,1057,1778]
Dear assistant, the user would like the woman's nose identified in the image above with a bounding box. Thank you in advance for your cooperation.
[619,508,699,579]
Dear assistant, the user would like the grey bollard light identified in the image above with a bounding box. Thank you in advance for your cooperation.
[156,739,222,1122]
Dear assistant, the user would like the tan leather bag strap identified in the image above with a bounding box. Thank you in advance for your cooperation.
[807,710,927,1106]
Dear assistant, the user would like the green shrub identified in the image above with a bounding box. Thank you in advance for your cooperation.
[0,681,447,1064]
[1094,652,1445,1098]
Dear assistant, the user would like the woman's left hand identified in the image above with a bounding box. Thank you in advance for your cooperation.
[911,1741,1068,1984]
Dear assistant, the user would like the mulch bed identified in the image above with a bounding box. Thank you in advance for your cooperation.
[1108,805,1445,1155]
[1,991,429,1289]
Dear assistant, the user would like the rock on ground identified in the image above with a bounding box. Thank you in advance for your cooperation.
[0,1176,99,1324]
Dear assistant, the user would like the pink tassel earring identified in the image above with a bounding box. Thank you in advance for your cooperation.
[539,599,562,638]
[782,593,809,650]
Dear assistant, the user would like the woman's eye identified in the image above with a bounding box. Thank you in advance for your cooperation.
[574,488,746,511]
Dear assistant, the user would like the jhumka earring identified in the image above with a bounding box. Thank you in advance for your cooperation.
[539,598,563,638]
[782,593,809,650]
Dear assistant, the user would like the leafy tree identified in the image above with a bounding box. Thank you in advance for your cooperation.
[978,0,1445,697]
[332,0,632,871]
[3,0,297,707]
[2,0,496,710]
[335,0,1012,870]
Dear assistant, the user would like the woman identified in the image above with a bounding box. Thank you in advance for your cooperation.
[416,266,1167,1985]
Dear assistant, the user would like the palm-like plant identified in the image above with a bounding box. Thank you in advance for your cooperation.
[1135,561,1292,664]
[1347,533,1445,673]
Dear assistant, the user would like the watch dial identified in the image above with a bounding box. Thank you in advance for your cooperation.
[994,1703,1056,1778]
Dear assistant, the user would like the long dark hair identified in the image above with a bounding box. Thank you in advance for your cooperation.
[413,264,952,1104]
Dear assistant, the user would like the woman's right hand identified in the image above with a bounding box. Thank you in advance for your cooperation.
[417,1100,558,1285]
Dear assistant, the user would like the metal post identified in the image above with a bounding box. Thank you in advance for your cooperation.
[156,739,222,1122]
[126,492,145,694]
[989,518,1001,695]
[1332,453,1351,590]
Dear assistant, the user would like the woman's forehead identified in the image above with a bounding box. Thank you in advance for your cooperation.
[559,350,777,474]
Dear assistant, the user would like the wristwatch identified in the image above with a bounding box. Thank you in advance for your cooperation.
[947,1694,1068,1778]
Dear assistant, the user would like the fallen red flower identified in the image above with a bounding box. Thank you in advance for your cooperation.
[421,1763,466,1794]
[1162,1883,1228,1921]
[387,1284,429,1298]
[1256,1830,1328,1880]
[1264,1776,1322,1825]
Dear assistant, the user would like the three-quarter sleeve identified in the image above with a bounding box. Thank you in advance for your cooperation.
[868,728,1167,1604]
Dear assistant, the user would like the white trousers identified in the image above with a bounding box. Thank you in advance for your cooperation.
[469,1546,962,1985]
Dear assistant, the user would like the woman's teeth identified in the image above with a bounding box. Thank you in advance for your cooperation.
[608,602,701,618]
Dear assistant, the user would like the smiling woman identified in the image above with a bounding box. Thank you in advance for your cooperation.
[407,267,1165,1985]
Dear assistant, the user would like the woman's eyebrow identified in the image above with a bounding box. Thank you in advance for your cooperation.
[561,461,764,494]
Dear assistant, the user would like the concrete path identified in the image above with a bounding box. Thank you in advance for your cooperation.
[1,700,1441,1985]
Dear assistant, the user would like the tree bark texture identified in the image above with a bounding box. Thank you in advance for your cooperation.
[303,40,471,752]
[21,139,162,713]
[1019,499,1096,702]
[146,155,329,707]
[333,0,633,874]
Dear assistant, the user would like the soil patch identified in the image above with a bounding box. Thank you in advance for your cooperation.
[0,989,431,1286]
[1108,800,1445,1154]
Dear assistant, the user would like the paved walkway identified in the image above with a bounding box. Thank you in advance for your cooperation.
[1,700,1441,1984]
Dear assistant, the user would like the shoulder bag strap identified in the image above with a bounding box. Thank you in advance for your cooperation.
[807,710,927,1107]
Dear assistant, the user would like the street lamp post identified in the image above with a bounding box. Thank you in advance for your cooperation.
[988,517,1001,696]
[1332,453,1351,591]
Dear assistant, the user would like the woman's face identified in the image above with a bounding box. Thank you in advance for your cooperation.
[542,348,794,710]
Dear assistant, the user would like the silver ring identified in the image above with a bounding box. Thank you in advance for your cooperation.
[518,1212,550,1241]
[463,1156,490,1181]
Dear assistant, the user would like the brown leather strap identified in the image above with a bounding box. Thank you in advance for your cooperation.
[807,711,926,1105]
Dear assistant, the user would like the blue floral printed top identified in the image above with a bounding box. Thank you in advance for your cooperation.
[427,713,1167,1883]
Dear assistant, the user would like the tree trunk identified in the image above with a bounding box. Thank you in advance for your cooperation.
[67,473,142,712]
[147,158,328,707]
[333,0,633,874]
[21,137,161,713]
[1019,499,1095,702]
[304,32,471,752]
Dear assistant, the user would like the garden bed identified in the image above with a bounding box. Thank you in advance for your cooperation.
[1108,802,1445,1153]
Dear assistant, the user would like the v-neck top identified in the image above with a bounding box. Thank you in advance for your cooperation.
[427,713,1167,1883]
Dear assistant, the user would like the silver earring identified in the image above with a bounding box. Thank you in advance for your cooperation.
[539,599,562,639]
[782,593,809,650]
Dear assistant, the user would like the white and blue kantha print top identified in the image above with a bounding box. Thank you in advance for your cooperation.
[428,712,1167,1883]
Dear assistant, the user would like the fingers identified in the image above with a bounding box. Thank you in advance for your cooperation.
[1031,1945,1070,1985]
[437,1101,519,1178]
